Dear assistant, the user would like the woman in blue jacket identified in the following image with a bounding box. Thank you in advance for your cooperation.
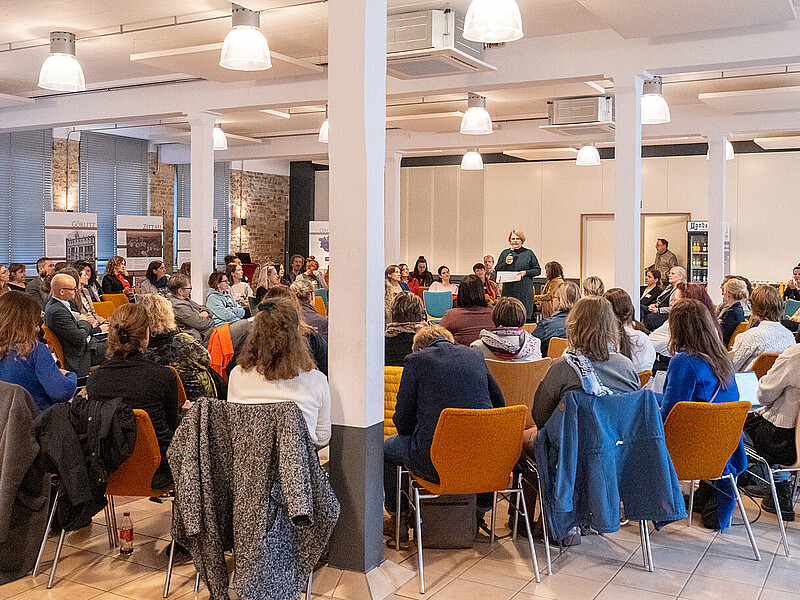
[533,281,581,356]
[0,292,76,411]
[660,298,743,530]
[206,271,245,327]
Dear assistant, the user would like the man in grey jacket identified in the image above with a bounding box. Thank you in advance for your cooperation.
[168,274,215,344]
[25,256,54,309]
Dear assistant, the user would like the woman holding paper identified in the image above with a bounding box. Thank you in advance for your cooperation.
[496,229,541,321]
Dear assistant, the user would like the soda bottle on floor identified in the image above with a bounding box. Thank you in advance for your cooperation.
[120,512,134,555]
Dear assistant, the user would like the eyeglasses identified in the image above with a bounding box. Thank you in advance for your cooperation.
[182,287,193,291]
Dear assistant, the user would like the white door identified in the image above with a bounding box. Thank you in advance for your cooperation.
[582,215,615,288]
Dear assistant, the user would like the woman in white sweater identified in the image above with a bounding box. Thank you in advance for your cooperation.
[731,285,795,372]
[228,297,331,448]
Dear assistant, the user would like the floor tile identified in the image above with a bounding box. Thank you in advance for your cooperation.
[57,552,160,592]
[763,564,800,593]
[519,573,606,600]
[401,546,487,578]
[109,570,197,600]
[596,583,677,600]
[759,589,800,600]
[432,578,517,600]
[459,556,535,591]
[691,553,771,586]
[129,512,173,542]
[0,575,46,600]
[631,543,707,573]
[392,566,452,599]
[548,552,624,583]
[610,564,690,596]
[309,565,343,597]
[6,580,107,600]
[679,573,761,600]
[331,569,370,600]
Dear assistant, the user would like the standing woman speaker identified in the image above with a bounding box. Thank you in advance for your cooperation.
[496,229,541,322]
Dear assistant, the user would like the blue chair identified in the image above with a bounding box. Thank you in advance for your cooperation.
[423,290,453,323]
[315,288,328,308]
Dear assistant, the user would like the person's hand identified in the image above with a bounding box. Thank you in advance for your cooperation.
[789,279,798,290]
[517,271,526,279]
[199,310,210,317]
[100,323,109,333]
[78,314,92,322]
[505,254,514,265]
[59,368,70,375]
[649,305,658,313]
[124,287,134,297]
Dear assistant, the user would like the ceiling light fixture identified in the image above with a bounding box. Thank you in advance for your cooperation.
[213,125,228,150]
[461,150,483,170]
[318,108,329,143]
[641,76,671,125]
[220,3,272,71]
[463,0,523,43]
[706,139,735,161]
[38,32,85,92]
[460,93,493,135]
[576,145,601,166]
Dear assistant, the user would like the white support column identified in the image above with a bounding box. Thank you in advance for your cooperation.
[187,112,217,304]
[613,74,644,316]
[707,134,728,303]
[327,0,387,573]
[385,151,402,264]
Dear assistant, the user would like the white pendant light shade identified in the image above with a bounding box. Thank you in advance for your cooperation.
[576,145,601,166]
[219,4,271,71]
[461,151,483,170]
[641,76,670,125]
[38,32,85,92]
[460,93,493,135]
[318,119,329,143]
[706,139,735,161]
[213,126,228,151]
[464,0,523,43]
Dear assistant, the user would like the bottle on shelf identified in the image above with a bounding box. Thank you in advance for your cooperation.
[120,512,134,555]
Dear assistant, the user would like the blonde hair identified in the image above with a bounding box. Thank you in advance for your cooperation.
[412,324,453,352]
[138,294,177,335]
[566,296,619,362]
[582,275,605,297]
[554,281,581,311]
[508,229,526,243]
[723,278,748,302]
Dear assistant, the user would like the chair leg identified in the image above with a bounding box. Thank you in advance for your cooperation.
[644,522,653,572]
[163,538,176,598]
[490,491,498,545]
[639,521,654,572]
[728,474,761,561]
[395,465,402,552]
[306,569,313,598]
[194,571,201,593]
[531,465,552,575]
[512,473,521,541]
[104,502,115,549]
[108,495,119,547]
[688,480,695,528]
[33,485,60,578]
[639,521,649,570]
[413,487,425,594]
[518,487,541,583]
[766,469,790,557]
[47,529,66,589]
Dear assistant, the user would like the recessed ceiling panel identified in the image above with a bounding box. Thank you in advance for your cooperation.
[698,86,800,114]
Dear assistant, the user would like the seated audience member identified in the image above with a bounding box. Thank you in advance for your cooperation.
[101,256,135,298]
[744,343,800,521]
[484,254,497,283]
[7,263,26,293]
[44,273,107,377]
[227,262,254,309]
[410,256,434,288]
[650,283,718,369]
[659,298,743,529]
[290,278,328,341]
[25,256,54,308]
[139,294,219,402]
[87,304,179,488]
[178,262,191,277]
[224,254,241,268]
[0,292,77,411]
[532,296,639,430]
[264,286,327,375]
[471,297,542,362]
[167,274,216,343]
[73,266,105,327]
[429,265,459,296]
[605,288,656,372]
[256,264,281,292]
[784,264,800,302]
[0,264,8,296]
[228,296,331,448]
[532,281,581,356]
[385,265,406,324]
[296,256,328,291]
[718,278,748,347]
[388,264,409,292]
[731,284,795,372]
[385,292,427,367]
[140,260,169,296]
[399,263,418,295]
[644,266,687,331]
[439,275,495,345]
[640,266,662,316]
[473,262,498,304]
[582,275,605,297]
[383,325,505,536]
[74,261,103,302]
[284,254,305,285]
[535,261,564,318]
[206,271,245,327]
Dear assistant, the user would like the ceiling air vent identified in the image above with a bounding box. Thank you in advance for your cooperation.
[540,95,615,136]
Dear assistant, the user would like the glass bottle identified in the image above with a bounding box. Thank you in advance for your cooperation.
[120,512,134,555]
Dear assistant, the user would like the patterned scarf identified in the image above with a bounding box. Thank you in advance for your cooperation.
[385,321,427,338]
[479,327,539,360]
[562,349,613,396]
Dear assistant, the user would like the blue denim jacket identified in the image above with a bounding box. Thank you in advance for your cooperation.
[534,389,686,540]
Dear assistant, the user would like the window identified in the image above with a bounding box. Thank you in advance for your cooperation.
[79,132,149,265]
[174,162,231,267]
[0,129,53,267]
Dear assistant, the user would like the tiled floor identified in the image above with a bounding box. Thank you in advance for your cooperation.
[2,495,799,600]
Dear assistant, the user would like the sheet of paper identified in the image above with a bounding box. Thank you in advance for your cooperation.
[496,271,523,283]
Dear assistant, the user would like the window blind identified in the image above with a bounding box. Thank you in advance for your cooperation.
[0,129,53,267]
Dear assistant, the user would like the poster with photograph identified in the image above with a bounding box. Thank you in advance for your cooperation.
[117,215,163,273]
[45,212,98,265]
[176,217,218,268]
[309,221,329,270]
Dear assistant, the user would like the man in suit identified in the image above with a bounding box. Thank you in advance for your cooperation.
[44,274,107,377]
[25,257,54,309]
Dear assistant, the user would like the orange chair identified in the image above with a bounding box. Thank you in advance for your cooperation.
[167,366,188,407]
[415,285,429,299]
[103,293,130,309]
[314,295,327,317]
[384,366,403,438]
[750,352,779,380]
[397,406,546,592]
[522,323,537,334]
[547,337,569,359]
[92,300,115,320]
[663,401,760,560]
[638,370,652,388]
[486,358,552,429]
[727,321,749,351]
[41,324,66,369]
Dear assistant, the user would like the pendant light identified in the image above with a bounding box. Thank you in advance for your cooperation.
[460,93,493,135]
[706,139,735,161]
[641,76,671,125]
[318,108,329,143]
[38,32,85,92]
[576,145,601,166]
[461,150,483,170]
[220,4,272,71]
[213,125,228,151]
[463,0,524,43]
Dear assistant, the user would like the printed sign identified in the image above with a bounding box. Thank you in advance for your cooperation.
[309,221,330,270]
[117,215,163,273]
[45,212,98,265]
[176,217,219,268]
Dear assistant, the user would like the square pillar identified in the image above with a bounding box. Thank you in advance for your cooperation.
[187,112,216,304]
[385,152,402,264]
[707,134,728,303]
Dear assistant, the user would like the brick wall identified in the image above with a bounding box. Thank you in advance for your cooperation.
[230,169,289,270]
[52,137,79,212]
[149,153,175,271]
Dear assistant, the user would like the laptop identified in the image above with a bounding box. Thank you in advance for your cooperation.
[735,371,760,408]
